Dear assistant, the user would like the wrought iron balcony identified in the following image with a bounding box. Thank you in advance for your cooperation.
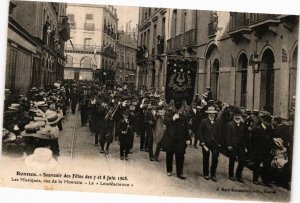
[249,14,279,25]
[229,13,251,32]
[101,47,117,59]
[84,23,95,31]
[64,44,102,53]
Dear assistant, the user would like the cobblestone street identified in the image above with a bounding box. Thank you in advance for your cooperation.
[54,106,290,201]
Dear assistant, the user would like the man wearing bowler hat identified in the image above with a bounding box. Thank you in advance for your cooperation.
[198,106,220,181]
[225,107,246,182]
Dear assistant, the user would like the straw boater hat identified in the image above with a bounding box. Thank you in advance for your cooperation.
[205,106,218,114]
[25,147,57,170]
[8,103,20,110]
[45,111,62,125]
[21,122,40,138]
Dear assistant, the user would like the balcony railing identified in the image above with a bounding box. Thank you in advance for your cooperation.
[229,13,250,32]
[184,29,197,46]
[101,47,117,59]
[208,21,217,37]
[174,34,185,50]
[167,38,175,52]
[65,44,102,52]
[84,23,95,31]
[249,14,279,25]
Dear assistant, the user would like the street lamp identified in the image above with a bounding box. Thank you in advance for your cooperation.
[250,53,261,110]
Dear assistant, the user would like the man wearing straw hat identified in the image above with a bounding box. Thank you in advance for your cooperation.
[198,106,220,181]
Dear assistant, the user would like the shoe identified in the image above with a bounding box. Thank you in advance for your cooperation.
[100,149,105,153]
[211,176,217,182]
[204,176,210,180]
[177,174,187,180]
[262,182,272,188]
[229,176,236,181]
[125,156,129,161]
[167,172,172,176]
[253,181,259,185]
[120,156,124,160]
[150,157,154,161]
[236,178,244,183]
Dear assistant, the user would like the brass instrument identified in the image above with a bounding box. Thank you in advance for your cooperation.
[105,102,120,121]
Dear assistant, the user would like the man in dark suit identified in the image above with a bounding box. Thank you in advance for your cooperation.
[163,108,190,179]
[225,107,246,182]
[198,106,220,181]
[187,103,203,148]
[250,112,274,187]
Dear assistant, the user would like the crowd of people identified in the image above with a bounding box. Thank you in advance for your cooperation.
[2,81,294,190]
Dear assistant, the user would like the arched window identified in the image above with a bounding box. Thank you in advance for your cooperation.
[235,53,248,107]
[80,57,92,68]
[260,49,275,113]
[211,59,219,100]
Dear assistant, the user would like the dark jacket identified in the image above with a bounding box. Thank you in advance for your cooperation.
[198,118,220,148]
[251,124,274,159]
[92,105,106,132]
[162,111,190,153]
[187,108,203,134]
[119,119,133,145]
[225,121,246,149]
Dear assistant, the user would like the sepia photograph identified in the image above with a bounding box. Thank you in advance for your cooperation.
[0,0,299,202]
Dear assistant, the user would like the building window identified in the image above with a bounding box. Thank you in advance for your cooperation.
[211,58,220,100]
[84,38,92,51]
[84,14,95,31]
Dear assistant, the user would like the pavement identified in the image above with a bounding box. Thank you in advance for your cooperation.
[0,105,291,202]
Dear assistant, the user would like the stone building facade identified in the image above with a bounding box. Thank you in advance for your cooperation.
[137,8,298,118]
[136,8,169,90]
[64,4,118,81]
[115,29,137,85]
[6,1,70,95]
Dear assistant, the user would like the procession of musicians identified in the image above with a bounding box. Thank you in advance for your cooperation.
[2,79,294,190]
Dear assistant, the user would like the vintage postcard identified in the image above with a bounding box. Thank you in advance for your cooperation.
[0,0,299,202]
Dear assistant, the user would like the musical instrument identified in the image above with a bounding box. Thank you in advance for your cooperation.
[105,102,120,121]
